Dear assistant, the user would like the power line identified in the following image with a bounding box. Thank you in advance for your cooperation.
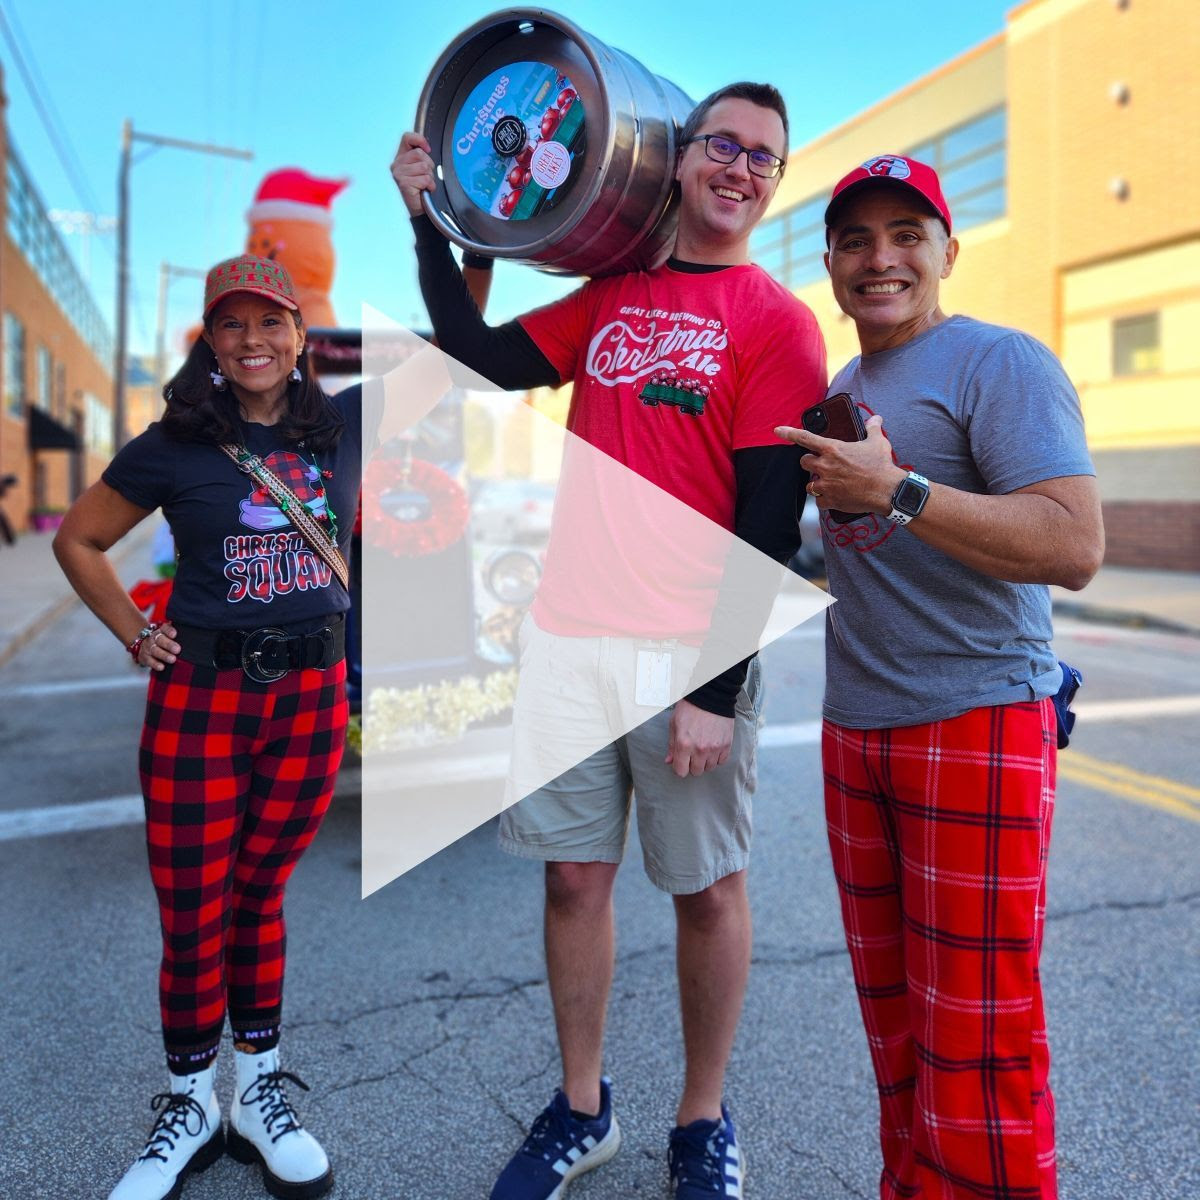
[0,2,103,217]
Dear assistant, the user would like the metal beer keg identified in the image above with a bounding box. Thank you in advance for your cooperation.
[416,9,694,277]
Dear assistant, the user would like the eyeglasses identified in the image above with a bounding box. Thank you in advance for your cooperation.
[685,135,785,179]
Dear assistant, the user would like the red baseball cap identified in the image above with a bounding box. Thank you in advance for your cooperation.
[824,155,952,234]
[203,254,299,317]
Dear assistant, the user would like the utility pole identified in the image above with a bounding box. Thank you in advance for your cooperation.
[113,123,252,450]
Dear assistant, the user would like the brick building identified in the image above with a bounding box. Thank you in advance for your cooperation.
[758,0,1200,570]
[0,63,114,536]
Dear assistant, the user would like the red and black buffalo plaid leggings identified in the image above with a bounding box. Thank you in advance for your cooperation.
[823,699,1057,1200]
[139,657,347,1075]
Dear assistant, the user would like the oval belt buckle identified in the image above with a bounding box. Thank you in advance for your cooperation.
[241,627,289,683]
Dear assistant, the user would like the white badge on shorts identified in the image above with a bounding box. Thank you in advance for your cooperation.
[635,649,673,707]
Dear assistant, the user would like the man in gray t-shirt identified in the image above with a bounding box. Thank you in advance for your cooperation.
[778,156,1103,1200]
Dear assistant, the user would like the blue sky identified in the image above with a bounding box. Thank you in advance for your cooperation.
[0,1,1015,362]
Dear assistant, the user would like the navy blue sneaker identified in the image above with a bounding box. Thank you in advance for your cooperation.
[490,1077,622,1199]
[668,1104,744,1198]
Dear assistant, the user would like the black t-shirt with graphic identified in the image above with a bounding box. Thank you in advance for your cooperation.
[104,386,374,630]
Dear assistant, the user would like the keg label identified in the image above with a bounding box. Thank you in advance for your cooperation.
[451,62,584,221]
[531,141,571,189]
[492,116,527,158]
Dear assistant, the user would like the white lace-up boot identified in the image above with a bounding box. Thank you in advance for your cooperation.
[108,1063,224,1200]
[227,1046,333,1199]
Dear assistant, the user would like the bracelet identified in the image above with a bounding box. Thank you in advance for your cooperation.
[127,623,159,666]
[461,250,494,270]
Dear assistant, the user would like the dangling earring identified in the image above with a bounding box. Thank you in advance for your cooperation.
[289,365,302,383]
[210,361,228,391]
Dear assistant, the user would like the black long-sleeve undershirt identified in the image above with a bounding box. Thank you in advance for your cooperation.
[412,215,811,716]
[413,215,559,389]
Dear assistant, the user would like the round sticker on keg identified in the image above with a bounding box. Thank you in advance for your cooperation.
[492,116,527,158]
[450,61,584,221]
[530,141,571,189]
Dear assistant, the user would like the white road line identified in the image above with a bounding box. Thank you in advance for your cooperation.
[0,794,144,842]
[1075,695,1200,721]
[1053,619,1195,642]
[4,697,1197,845]
[8,674,146,699]
[759,721,821,747]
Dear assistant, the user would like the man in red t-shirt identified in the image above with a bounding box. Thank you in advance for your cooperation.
[393,82,825,1200]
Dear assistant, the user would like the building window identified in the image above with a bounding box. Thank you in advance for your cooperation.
[1112,312,1160,377]
[56,362,67,419]
[5,146,113,367]
[751,195,828,290]
[4,313,26,419]
[752,105,1007,292]
[84,392,113,456]
[35,345,52,411]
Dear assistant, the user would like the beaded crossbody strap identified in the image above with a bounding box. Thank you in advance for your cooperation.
[220,443,350,591]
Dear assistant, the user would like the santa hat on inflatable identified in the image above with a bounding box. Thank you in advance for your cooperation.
[247,168,348,228]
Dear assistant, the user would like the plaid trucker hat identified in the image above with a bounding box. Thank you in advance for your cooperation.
[203,254,299,316]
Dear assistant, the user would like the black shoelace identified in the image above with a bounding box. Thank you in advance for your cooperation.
[138,1092,210,1164]
[669,1125,726,1191]
[240,1070,310,1144]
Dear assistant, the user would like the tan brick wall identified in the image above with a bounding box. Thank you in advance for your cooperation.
[1009,0,1200,273]
[778,0,1200,569]
[1005,0,1200,350]
[1,240,113,529]
[0,64,113,533]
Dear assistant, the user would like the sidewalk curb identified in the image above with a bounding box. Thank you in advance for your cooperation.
[334,764,361,799]
[0,524,156,672]
[1053,600,1200,639]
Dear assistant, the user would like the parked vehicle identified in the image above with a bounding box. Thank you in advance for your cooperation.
[470,479,556,544]
[307,329,545,708]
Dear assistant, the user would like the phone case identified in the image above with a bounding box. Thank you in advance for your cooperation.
[801,394,868,523]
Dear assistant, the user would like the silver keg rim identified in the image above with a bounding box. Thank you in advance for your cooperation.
[415,7,619,259]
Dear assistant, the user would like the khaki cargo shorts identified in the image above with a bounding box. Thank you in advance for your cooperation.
[499,616,762,894]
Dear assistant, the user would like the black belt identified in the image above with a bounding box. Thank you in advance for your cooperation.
[174,615,346,682]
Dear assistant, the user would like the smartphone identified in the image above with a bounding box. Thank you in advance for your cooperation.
[801,393,868,523]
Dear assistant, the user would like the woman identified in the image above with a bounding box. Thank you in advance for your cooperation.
[55,255,366,1200]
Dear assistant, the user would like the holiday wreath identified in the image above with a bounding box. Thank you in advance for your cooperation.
[361,456,470,557]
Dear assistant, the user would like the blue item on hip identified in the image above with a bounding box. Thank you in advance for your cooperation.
[1052,661,1083,749]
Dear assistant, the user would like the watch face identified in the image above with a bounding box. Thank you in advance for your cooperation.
[894,478,928,515]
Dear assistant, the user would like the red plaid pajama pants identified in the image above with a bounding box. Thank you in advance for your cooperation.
[139,657,347,1072]
[823,699,1057,1200]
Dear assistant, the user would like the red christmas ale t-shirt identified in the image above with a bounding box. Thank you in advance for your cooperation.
[518,262,826,640]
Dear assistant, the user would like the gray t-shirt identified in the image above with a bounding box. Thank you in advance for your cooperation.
[821,315,1094,729]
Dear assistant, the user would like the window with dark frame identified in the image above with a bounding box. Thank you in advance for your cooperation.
[1112,312,1161,377]
[751,105,1008,291]
[35,345,52,412]
[3,313,26,420]
[5,147,112,367]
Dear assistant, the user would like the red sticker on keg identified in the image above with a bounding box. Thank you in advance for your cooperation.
[451,62,584,221]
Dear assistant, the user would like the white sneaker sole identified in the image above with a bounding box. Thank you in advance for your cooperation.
[550,1117,622,1198]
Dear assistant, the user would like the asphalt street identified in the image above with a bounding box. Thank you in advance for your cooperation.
[0,602,1197,1199]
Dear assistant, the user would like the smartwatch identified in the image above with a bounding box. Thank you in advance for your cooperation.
[887,471,930,525]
